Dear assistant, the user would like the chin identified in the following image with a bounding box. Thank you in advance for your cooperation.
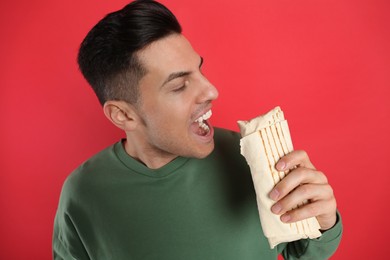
[192,143,215,159]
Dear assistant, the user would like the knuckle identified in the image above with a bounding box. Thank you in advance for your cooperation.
[296,168,312,183]
[331,198,337,210]
[299,167,310,178]
[301,150,308,157]
[307,203,319,217]
[316,170,328,183]
[289,208,306,221]
[328,185,334,195]
[289,167,306,180]
[296,150,307,158]
[298,185,310,197]
[324,184,334,198]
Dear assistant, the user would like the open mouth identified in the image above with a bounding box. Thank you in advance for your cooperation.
[193,110,212,136]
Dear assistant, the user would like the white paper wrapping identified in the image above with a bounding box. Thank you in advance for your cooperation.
[238,106,321,249]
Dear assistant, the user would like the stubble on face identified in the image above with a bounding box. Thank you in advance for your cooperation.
[125,34,218,169]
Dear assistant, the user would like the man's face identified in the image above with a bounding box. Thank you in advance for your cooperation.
[132,34,219,164]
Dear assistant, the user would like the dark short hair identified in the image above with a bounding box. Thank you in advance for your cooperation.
[77,0,182,105]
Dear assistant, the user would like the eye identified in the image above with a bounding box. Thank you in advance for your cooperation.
[173,85,186,92]
[172,80,189,92]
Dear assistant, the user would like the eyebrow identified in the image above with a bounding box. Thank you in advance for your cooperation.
[161,56,204,88]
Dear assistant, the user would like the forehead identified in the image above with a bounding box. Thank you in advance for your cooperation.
[137,34,200,77]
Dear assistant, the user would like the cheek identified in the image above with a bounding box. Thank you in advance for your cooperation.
[142,96,193,132]
[158,104,191,126]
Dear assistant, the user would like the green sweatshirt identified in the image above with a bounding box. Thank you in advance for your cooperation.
[53,128,342,259]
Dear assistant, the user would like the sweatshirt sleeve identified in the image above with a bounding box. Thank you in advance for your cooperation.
[53,210,91,260]
[52,174,91,260]
[277,211,343,260]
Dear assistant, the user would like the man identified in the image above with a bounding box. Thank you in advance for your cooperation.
[53,0,342,259]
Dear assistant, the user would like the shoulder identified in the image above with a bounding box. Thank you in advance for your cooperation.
[213,127,242,152]
[60,142,121,200]
[211,127,246,164]
[214,127,241,145]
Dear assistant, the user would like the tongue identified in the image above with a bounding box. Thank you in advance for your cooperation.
[191,121,209,136]
[197,126,208,136]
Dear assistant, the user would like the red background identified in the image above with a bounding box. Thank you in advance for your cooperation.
[1,0,389,259]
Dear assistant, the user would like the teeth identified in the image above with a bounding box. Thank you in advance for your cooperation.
[195,110,212,133]
[195,110,212,123]
[199,122,210,132]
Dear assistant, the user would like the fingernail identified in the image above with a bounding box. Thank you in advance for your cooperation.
[276,161,286,171]
[269,189,279,201]
[281,214,291,223]
[272,203,282,214]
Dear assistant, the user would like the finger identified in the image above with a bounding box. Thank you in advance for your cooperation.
[271,183,334,215]
[279,198,337,228]
[269,167,328,201]
[276,150,315,172]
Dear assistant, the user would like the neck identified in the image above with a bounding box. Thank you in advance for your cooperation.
[123,137,177,170]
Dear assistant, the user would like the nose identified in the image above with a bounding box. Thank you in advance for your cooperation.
[196,74,219,104]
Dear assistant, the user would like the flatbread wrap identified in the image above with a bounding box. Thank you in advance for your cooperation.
[238,106,322,249]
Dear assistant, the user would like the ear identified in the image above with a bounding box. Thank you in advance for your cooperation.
[103,101,138,131]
